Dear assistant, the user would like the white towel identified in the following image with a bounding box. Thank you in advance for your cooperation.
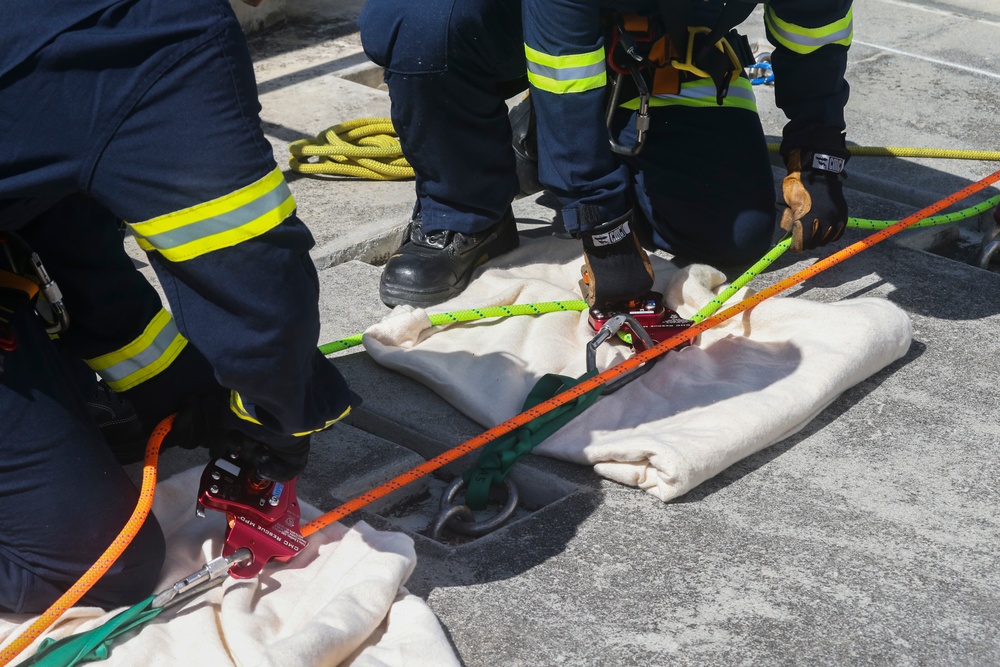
[363,235,913,502]
[0,467,460,667]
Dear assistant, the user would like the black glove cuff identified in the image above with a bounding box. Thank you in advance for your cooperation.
[799,150,849,177]
[780,126,850,164]
[579,209,634,247]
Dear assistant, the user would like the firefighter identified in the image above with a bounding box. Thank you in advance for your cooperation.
[0,0,357,613]
[358,0,853,309]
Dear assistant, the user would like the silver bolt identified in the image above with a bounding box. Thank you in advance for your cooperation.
[211,471,221,481]
[209,484,219,495]
[269,496,280,506]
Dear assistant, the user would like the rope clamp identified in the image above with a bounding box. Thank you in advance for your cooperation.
[427,477,520,541]
[586,292,694,393]
[588,291,694,352]
[196,457,308,579]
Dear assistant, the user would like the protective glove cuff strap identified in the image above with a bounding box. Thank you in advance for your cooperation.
[804,151,847,175]
[580,210,634,249]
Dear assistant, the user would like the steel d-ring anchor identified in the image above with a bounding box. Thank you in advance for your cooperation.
[427,477,520,541]
[587,313,658,394]
[981,237,1000,270]
[978,218,1000,270]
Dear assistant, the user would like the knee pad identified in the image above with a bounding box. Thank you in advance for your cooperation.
[358,0,455,74]
[358,0,518,77]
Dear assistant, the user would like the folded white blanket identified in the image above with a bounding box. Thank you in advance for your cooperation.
[0,467,459,667]
[363,236,913,502]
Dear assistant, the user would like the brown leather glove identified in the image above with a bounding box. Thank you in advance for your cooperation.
[579,210,654,307]
[780,148,849,252]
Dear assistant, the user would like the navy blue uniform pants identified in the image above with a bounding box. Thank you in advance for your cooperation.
[0,296,167,614]
[358,0,776,264]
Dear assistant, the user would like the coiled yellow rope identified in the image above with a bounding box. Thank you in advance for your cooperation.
[288,117,414,180]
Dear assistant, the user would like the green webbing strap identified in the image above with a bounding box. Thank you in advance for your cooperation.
[23,596,163,667]
[462,370,604,510]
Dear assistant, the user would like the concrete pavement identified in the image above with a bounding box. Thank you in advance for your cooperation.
[152,1,1000,664]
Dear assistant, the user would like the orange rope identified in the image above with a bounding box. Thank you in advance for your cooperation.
[0,415,172,667]
[4,168,999,663]
[302,166,1000,537]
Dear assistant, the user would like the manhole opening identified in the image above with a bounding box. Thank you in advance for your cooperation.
[335,62,387,91]
[375,467,576,547]
[928,226,1000,274]
[898,211,1000,275]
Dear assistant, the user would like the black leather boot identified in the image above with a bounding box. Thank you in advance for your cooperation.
[379,209,520,308]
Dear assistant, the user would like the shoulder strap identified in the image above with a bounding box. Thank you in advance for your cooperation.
[707,1,757,44]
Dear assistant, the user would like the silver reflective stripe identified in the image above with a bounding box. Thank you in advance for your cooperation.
[653,81,756,104]
[138,179,292,253]
[526,60,606,82]
[769,17,853,50]
[99,317,181,384]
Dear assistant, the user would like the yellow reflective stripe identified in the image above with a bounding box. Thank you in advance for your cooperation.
[128,166,296,263]
[524,43,604,69]
[765,6,853,55]
[86,308,188,392]
[621,77,758,112]
[525,43,607,94]
[230,390,352,437]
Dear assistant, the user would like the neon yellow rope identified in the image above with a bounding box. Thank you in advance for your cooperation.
[289,118,414,180]
[767,144,1000,161]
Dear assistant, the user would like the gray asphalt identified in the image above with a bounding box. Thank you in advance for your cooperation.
[151,1,1000,664]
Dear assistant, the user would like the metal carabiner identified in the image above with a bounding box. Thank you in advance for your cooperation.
[28,251,70,334]
[427,477,520,541]
[150,548,253,610]
[586,313,658,394]
[606,62,650,157]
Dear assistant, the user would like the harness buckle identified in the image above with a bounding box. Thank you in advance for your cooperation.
[670,26,754,105]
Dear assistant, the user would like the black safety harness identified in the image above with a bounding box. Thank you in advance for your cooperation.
[605,0,758,155]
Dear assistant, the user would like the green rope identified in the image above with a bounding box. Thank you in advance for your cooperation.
[685,195,998,323]
[847,193,1000,230]
[319,195,997,351]
[689,237,793,323]
[318,300,588,354]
